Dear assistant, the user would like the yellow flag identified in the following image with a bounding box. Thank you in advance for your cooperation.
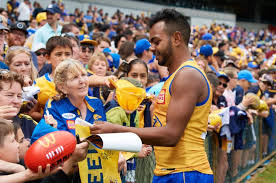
[75,124,121,183]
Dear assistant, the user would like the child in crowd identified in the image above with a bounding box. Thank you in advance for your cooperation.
[104,77,152,183]
[0,118,89,183]
[33,36,73,121]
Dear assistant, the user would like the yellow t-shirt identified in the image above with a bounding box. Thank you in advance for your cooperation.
[34,73,58,113]
[152,60,213,176]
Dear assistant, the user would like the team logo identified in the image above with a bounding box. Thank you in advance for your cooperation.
[152,115,162,127]
[38,134,56,148]
[66,120,75,129]
[62,113,76,119]
[157,89,166,104]
[93,114,102,121]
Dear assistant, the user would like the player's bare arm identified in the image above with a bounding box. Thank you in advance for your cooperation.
[90,66,207,146]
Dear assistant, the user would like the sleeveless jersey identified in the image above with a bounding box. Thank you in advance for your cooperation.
[152,60,213,176]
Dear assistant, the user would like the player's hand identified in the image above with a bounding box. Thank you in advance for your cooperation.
[90,121,119,134]
[44,115,58,128]
[0,105,18,119]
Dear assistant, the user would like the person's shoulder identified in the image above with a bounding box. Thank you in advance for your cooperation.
[174,66,206,90]
[18,113,38,125]
[47,98,68,108]
[247,86,259,94]
[86,96,104,107]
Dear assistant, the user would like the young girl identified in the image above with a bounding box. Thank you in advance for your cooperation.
[109,59,154,183]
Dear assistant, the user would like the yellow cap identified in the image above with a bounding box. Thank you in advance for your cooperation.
[114,79,146,113]
[36,12,47,23]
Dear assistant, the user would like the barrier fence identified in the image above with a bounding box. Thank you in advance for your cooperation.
[134,116,275,183]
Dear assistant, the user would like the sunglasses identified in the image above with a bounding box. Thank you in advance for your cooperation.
[35,51,47,56]
[219,81,227,88]
[81,45,94,53]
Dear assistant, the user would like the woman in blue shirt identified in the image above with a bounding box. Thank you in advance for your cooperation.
[44,59,106,135]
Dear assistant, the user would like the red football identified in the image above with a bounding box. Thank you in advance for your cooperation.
[25,131,77,172]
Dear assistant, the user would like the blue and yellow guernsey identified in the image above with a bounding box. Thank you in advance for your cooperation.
[152,60,213,176]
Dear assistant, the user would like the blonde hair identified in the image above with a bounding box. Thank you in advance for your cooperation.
[5,47,38,82]
[54,59,87,100]
[88,53,108,72]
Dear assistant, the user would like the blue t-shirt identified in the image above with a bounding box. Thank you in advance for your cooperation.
[45,96,106,135]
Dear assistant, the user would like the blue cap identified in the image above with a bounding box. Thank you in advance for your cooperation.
[46,4,62,14]
[110,53,120,69]
[238,70,257,83]
[217,71,229,82]
[103,47,111,53]
[78,35,98,46]
[200,44,213,57]
[30,119,58,144]
[247,61,258,69]
[147,82,165,96]
[134,38,151,55]
[202,33,213,40]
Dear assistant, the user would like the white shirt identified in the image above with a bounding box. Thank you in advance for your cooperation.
[223,89,236,107]
[18,2,31,21]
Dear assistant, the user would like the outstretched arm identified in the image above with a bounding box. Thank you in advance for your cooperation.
[90,68,206,146]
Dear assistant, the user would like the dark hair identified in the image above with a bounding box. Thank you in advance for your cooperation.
[63,34,80,47]
[133,34,148,43]
[46,36,73,55]
[206,72,219,88]
[149,9,191,45]
[127,59,148,76]
[114,34,127,48]
[61,23,79,34]
[123,29,133,37]
[118,41,135,60]
[116,59,148,79]
[96,36,111,46]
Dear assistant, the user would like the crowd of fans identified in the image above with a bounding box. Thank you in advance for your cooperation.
[0,0,275,182]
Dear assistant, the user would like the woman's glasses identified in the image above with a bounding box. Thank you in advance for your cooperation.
[35,51,47,56]
[219,81,227,88]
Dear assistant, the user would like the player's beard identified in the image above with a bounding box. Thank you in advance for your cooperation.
[157,39,172,67]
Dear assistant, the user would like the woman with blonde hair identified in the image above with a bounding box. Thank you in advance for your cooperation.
[44,59,106,133]
[5,46,38,86]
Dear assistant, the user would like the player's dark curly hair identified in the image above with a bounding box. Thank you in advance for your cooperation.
[149,9,191,45]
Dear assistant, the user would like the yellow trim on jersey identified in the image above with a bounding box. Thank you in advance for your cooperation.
[18,114,38,125]
[152,60,213,176]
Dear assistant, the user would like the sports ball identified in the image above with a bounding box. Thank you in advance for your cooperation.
[258,100,269,112]
[208,113,222,133]
[25,131,76,172]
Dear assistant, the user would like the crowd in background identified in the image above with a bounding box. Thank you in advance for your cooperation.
[0,0,275,182]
